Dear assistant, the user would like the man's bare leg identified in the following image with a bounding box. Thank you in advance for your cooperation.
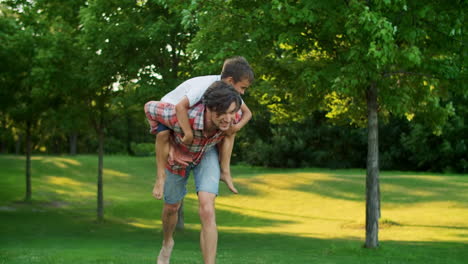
[218,134,238,194]
[198,191,217,264]
[157,202,180,264]
[153,131,170,200]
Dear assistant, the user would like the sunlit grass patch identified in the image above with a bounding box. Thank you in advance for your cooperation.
[214,171,468,243]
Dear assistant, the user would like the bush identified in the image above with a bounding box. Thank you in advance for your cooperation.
[131,142,154,156]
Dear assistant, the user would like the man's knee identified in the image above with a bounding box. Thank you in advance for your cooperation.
[199,204,215,222]
[164,203,180,215]
[198,193,216,222]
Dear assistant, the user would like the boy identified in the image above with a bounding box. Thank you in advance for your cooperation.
[151,56,254,199]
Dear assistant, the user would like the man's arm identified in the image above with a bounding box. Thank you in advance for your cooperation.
[218,134,238,194]
[175,97,194,144]
[217,104,245,194]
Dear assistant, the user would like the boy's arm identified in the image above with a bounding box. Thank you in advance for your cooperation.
[225,102,252,135]
[175,96,194,144]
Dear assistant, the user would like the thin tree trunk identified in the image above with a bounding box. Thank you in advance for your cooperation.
[176,199,184,230]
[69,132,78,155]
[126,114,134,155]
[16,134,22,155]
[0,117,4,153]
[25,121,32,202]
[365,83,380,248]
[97,127,104,222]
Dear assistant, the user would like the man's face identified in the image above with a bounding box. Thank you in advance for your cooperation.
[211,102,238,131]
[226,78,250,95]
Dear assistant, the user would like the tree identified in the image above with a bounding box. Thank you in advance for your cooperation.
[32,0,89,156]
[182,0,466,248]
[1,0,55,202]
[79,0,194,221]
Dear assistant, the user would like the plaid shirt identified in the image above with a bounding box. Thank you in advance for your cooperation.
[144,101,241,176]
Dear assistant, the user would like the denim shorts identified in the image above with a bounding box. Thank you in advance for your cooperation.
[163,147,220,204]
[156,123,170,133]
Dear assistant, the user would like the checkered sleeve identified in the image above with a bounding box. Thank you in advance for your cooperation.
[144,101,178,134]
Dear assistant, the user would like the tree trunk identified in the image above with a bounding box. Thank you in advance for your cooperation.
[69,132,78,155]
[25,121,32,202]
[176,199,184,230]
[126,114,134,155]
[97,128,104,222]
[365,83,380,248]
[15,134,22,155]
[0,117,4,153]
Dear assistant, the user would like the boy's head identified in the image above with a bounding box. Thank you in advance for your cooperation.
[203,81,243,131]
[220,56,254,95]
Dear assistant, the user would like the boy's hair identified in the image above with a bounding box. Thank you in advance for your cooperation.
[202,81,242,114]
[220,56,254,84]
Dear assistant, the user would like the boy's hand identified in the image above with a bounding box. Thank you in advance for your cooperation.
[181,131,194,145]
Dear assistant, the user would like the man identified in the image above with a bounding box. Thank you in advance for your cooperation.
[152,56,254,200]
[144,81,243,264]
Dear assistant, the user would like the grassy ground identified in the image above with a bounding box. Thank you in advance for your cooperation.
[0,155,467,264]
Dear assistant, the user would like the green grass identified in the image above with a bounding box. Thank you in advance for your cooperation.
[0,155,467,264]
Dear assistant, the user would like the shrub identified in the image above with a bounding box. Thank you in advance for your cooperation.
[131,142,154,156]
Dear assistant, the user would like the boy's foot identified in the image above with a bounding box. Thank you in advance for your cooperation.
[152,172,166,200]
[157,239,174,264]
[220,172,238,194]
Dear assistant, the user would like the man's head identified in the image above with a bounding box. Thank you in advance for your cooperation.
[202,81,242,131]
[220,56,254,95]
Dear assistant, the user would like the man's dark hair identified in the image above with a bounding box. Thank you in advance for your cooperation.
[202,81,242,114]
[220,56,254,84]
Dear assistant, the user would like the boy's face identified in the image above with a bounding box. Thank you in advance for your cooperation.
[211,102,238,131]
[226,77,250,95]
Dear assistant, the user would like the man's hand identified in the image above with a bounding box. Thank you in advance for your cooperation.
[224,123,239,136]
[220,170,238,194]
[169,144,192,166]
[181,131,194,145]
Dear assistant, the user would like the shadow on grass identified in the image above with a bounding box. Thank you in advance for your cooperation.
[175,197,297,228]
[292,173,468,204]
[1,208,467,264]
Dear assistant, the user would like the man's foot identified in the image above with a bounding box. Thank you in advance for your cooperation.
[157,239,174,264]
[152,173,166,200]
[220,172,238,194]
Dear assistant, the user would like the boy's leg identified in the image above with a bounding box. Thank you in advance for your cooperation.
[157,169,188,264]
[153,130,170,200]
[218,134,238,194]
[193,148,220,264]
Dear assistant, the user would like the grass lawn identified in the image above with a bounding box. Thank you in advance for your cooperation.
[0,155,467,264]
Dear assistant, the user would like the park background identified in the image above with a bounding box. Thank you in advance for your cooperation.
[0,0,467,263]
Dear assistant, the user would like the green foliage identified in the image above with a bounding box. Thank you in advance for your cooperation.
[131,142,154,156]
[236,113,367,169]
[1,0,466,174]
